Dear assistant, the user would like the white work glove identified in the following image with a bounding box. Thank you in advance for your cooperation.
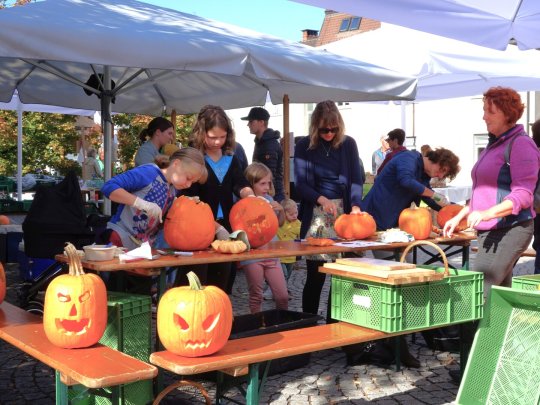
[432,192,450,207]
[215,225,230,241]
[133,197,163,223]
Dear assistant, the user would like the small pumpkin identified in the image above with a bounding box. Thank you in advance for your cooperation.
[334,212,376,240]
[43,243,107,348]
[398,206,432,240]
[211,240,248,254]
[157,271,233,357]
[0,215,10,225]
[437,204,467,231]
[164,196,215,251]
[305,237,335,246]
[0,263,6,304]
[229,198,278,248]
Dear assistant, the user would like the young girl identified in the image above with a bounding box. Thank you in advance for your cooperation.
[101,147,207,293]
[182,105,255,291]
[240,162,288,313]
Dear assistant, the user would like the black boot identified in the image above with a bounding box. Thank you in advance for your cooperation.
[399,336,421,368]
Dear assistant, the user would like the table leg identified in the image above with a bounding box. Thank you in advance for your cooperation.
[246,364,261,405]
[55,372,68,405]
[462,245,470,269]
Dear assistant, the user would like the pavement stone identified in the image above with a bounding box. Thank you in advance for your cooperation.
[0,245,536,404]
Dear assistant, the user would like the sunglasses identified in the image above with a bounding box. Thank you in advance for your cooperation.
[318,127,339,135]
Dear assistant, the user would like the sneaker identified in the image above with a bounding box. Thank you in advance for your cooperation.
[263,289,273,300]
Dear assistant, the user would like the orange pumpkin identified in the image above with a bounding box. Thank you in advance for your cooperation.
[398,206,432,240]
[43,243,107,348]
[157,271,232,357]
[0,263,6,304]
[229,198,278,248]
[0,215,10,225]
[164,196,215,251]
[334,212,377,240]
[437,204,467,231]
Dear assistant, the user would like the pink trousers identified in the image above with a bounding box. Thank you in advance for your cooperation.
[242,259,289,313]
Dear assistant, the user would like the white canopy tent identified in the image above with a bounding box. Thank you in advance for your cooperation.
[292,0,540,50]
[0,0,416,212]
[0,91,96,201]
[323,23,540,101]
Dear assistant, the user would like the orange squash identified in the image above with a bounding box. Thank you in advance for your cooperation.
[164,196,215,251]
[334,212,376,240]
[437,204,467,231]
[398,206,432,240]
[43,243,107,348]
[229,198,278,248]
[0,263,6,304]
[305,237,335,246]
[157,271,233,357]
[0,215,10,225]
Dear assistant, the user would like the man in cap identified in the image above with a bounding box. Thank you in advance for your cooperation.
[242,107,285,201]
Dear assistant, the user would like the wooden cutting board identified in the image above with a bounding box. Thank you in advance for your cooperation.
[335,257,416,270]
[320,262,444,285]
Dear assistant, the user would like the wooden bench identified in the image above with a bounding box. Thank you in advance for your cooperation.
[471,246,536,257]
[150,321,443,405]
[0,301,158,403]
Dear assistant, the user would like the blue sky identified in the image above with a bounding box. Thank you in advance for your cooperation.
[143,0,325,41]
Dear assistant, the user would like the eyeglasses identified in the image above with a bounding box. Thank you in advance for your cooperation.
[318,127,339,135]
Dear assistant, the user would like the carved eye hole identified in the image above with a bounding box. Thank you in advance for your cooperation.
[174,314,189,330]
[57,293,71,303]
[202,313,220,332]
[79,291,90,303]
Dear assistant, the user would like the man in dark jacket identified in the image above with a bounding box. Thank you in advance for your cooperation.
[242,107,285,201]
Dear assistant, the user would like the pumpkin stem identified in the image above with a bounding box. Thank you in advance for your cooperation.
[65,242,85,277]
[186,271,203,291]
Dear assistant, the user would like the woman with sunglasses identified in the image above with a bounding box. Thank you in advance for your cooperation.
[294,100,365,318]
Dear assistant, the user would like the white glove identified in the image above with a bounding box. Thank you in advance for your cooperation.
[215,225,230,241]
[432,192,450,207]
[133,197,163,223]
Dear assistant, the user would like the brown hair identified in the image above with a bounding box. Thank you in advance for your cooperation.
[167,147,208,184]
[244,162,275,197]
[138,117,174,144]
[483,87,524,125]
[308,100,346,149]
[190,105,235,155]
[425,148,460,181]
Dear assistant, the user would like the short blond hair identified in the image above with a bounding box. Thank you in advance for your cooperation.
[281,198,297,211]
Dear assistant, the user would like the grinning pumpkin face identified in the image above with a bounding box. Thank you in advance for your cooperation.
[44,273,107,348]
[43,243,107,349]
[157,272,232,357]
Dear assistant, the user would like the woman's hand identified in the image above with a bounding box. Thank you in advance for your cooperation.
[350,205,361,214]
[442,217,459,238]
[317,196,338,218]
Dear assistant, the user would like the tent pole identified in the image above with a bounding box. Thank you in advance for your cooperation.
[16,97,23,201]
[101,66,113,215]
[282,95,290,198]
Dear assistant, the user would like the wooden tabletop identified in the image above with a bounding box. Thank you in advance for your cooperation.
[55,232,476,272]
[150,321,393,375]
[0,302,157,388]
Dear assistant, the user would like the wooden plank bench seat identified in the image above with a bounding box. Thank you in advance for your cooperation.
[0,301,158,401]
[471,246,536,257]
[150,321,425,405]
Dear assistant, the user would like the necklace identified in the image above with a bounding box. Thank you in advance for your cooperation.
[321,142,332,157]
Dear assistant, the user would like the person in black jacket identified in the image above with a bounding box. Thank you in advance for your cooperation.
[242,107,285,202]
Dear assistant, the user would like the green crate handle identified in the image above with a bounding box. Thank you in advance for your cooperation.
[400,240,451,277]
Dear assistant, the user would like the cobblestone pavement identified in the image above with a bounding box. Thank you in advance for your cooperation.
[1,244,535,404]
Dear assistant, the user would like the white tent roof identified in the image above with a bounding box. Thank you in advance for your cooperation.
[0,0,417,116]
[323,23,540,101]
[292,0,540,50]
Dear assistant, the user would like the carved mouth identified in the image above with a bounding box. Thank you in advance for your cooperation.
[183,340,212,350]
[55,318,90,335]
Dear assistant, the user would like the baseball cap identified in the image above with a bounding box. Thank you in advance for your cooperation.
[241,107,270,121]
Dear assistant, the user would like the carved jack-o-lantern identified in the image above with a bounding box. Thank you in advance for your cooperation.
[157,271,233,357]
[43,243,107,348]
[229,198,278,248]
[0,262,5,304]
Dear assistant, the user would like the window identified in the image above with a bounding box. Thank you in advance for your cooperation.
[349,17,361,30]
[474,134,489,160]
[339,18,350,32]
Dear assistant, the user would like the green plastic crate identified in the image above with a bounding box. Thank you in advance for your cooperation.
[511,274,540,291]
[0,199,23,213]
[330,266,484,333]
[457,286,540,405]
[66,292,153,405]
